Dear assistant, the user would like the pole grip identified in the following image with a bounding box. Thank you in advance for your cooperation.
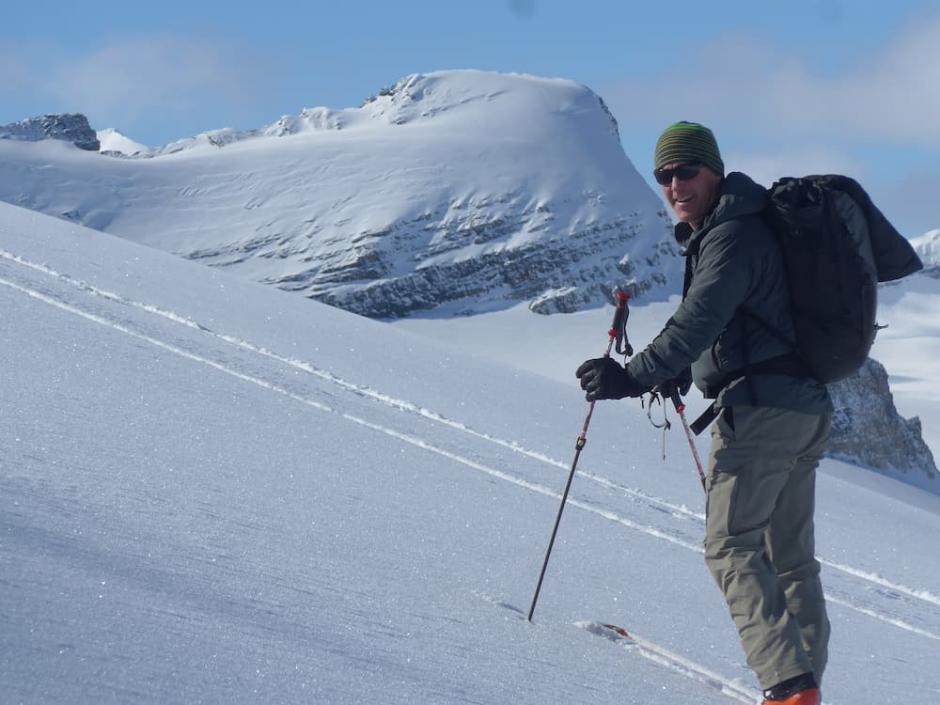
[609,289,633,357]
[607,290,629,339]
[669,388,685,414]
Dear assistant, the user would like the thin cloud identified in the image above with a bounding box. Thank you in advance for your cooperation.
[604,14,940,145]
[0,46,36,91]
[725,147,867,186]
[46,36,276,128]
[0,40,64,99]
[0,35,281,138]
[508,0,537,19]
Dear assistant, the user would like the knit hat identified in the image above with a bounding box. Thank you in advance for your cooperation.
[654,121,724,176]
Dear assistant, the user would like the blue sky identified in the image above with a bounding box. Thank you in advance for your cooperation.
[2,0,937,235]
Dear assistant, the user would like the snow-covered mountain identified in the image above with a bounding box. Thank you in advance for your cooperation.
[3,201,940,705]
[0,70,680,317]
[97,128,149,156]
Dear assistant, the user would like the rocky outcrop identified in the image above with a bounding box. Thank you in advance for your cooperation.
[0,114,100,151]
[269,206,680,319]
[828,357,937,481]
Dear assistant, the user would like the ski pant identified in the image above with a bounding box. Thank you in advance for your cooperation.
[704,405,832,690]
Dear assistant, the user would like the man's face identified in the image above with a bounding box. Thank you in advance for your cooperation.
[657,162,723,228]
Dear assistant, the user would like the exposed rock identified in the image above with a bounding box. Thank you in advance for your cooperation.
[290,208,679,319]
[828,357,937,481]
[0,113,100,151]
[530,286,595,315]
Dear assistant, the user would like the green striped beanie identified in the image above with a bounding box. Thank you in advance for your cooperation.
[654,121,724,176]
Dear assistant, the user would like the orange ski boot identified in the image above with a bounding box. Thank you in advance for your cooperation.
[762,673,821,705]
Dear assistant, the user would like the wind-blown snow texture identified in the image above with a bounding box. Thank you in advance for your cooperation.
[0,71,680,318]
[3,202,940,705]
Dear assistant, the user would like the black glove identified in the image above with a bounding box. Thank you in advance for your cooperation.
[575,357,647,401]
[656,367,693,399]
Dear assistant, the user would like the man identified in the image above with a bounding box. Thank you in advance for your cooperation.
[576,122,832,705]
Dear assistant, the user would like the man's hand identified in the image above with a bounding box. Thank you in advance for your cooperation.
[575,357,647,401]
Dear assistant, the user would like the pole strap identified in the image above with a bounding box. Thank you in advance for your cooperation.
[690,403,719,436]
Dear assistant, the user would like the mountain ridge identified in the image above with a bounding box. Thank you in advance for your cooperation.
[0,113,99,151]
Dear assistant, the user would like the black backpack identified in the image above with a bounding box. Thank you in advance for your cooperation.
[747,175,922,383]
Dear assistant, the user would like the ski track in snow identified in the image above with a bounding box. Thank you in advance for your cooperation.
[3,249,940,651]
[577,622,762,705]
[478,597,767,704]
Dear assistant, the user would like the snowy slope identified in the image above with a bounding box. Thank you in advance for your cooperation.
[3,203,940,705]
[392,273,940,490]
[0,71,680,318]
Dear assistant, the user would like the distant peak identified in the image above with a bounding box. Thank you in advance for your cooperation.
[97,128,149,156]
[0,113,100,151]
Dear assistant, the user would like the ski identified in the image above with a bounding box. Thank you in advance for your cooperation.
[578,621,761,704]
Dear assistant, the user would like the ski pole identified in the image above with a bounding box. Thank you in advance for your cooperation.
[527,290,631,623]
[666,388,707,492]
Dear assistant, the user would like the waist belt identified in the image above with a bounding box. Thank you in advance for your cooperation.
[691,354,810,435]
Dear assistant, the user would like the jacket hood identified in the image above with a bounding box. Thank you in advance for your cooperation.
[705,172,768,227]
[675,171,768,251]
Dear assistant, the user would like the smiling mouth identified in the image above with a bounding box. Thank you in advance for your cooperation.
[675,196,694,204]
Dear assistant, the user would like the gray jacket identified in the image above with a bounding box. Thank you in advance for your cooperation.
[626,172,830,413]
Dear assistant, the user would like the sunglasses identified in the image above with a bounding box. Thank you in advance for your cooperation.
[653,163,702,186]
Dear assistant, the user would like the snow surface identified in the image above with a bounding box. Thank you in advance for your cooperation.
[394,303,940,469]
[392,261,940,488]
[3,202,940,704]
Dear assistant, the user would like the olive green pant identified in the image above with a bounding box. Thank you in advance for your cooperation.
[705,405,832,690]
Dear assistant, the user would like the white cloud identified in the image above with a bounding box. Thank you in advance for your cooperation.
[604,14,940,145]
[608,15,940,237]
[45,36,274,127]
[724,147,867,187]
[0,40,62,98]
[0,36,280,136]
[717,147,935,237]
